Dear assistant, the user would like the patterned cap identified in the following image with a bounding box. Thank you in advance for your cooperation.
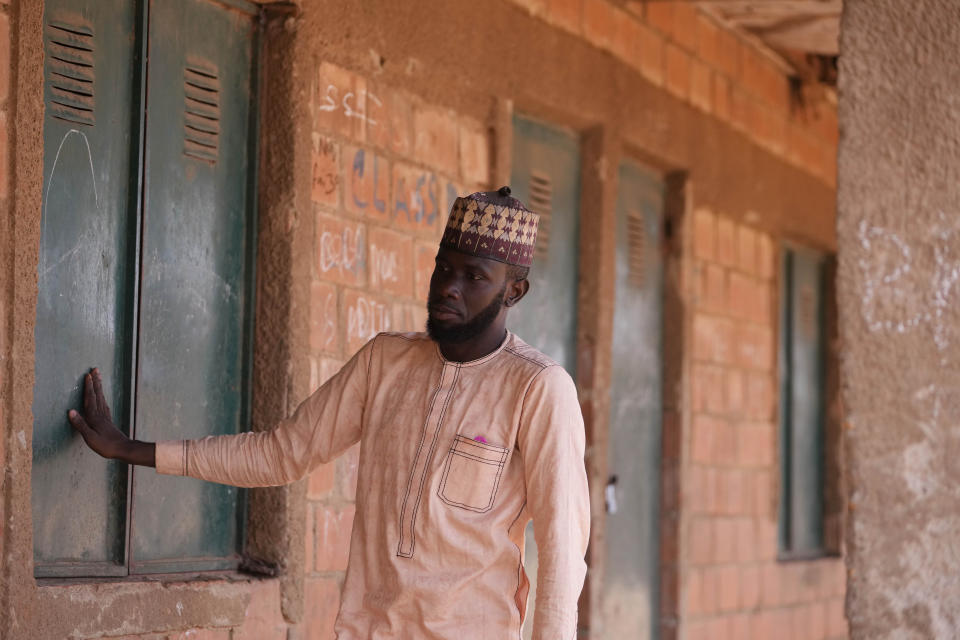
[439,186,539,267]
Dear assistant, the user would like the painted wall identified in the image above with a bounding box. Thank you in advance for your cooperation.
[838,0,960,637]
[0,0,843,637]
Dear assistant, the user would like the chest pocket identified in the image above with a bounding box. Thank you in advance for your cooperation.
[438,435,510,512]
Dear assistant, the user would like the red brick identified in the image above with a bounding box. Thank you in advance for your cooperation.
[712,73,731,123]
[233,580,287,640]
[693,314,735,364]
[645,1,672,34]
[745,372,774,421]
[697,263,726,313]
[691,415,722,464]
[688,465,710,514]
[663,43,691,100]
[342,289,390,354]
[738,422,775,468]
[413,104,458,171]
[750,610,777,640]
[716,217,737,266]
[337,444,361,500]
[693,207,716,260]
[670,2,699,53]
[690,58,712,113]
[713,29,742,79]
[315,62,367,141]
[312,136,340,208]
[392,302,427,332]
[759,563,781,607]
[316,215,366,286]
[368,227,414,297]
[688,517,713,565]
[304,578,341,639]
[697,14,719,61]
[691,363,724,413]
[725,369,746,417]
[414,242,437,302]
[736,226,757,273]
[730,87,753,133]
[700,566,723,615]
[713,517,737,563]
[310,281,338,353]
[513,0,548,15]
[684,619,710,640]
[825,597,847,637]
[459,120,490,186]
[365,85,413,156]
[392,163,444,238]
[344,146,390,222]
[546,0,583,34]
[305,506,315,575]
[314,504,356,571]
[729,613,750,640]
[727,272,754,320]
[735,517,756,562]
[582,0,617,51]
[739,565,761,610]
[635,21,664,85]
[735,324,773,371]
[310,357,344,391]
[610,9,640,64]
[308,463,336,499]
[718,565,740,612]
[684,567,705,615]
[756,232,775,280]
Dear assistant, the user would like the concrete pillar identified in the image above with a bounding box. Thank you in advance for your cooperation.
[838,0,960,636]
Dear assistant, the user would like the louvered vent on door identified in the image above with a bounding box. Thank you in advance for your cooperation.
[183,62,221,163]
[627,211,646,288]
[529,171,552,259]
[45,20,95,126]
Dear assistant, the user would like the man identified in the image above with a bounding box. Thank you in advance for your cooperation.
[69,186,590,639]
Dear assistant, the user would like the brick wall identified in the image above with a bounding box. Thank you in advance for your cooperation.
[509,0,838,186]
[678,208,846,640]
[0,0,13,596]
[300,60,491,639]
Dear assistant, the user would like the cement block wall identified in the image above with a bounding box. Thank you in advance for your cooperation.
[0,0,844,638]
[838,0,960,637]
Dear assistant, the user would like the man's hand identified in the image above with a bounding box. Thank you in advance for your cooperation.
[67,368,155,467]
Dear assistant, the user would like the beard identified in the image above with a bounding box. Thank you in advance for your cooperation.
[426,285,506,344]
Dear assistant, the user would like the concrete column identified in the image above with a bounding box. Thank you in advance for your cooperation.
[838,0,960,636]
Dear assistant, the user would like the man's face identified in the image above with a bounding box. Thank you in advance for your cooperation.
[426,247,511,344]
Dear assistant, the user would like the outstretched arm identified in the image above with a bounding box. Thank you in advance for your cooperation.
[67,368,156,467]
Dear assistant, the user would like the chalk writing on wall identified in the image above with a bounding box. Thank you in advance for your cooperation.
[318,222,365,283]
[857,213,960,359]
[370,244,399,286]
[318,84,382,128]
[346,293,390,352]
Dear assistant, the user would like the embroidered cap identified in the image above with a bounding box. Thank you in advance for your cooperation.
[440,186,539,267]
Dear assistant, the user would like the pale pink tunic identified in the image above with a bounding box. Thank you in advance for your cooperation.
[156,332,590,639]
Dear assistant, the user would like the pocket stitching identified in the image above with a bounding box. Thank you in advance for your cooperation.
[438,442,508,513]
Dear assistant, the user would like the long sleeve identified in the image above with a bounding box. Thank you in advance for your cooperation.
[154,336,375,487]
[516,364,591,640]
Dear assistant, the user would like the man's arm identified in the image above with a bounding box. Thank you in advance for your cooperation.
[68,369,156,467]
[69,337,375,487]
[516,365,591,640]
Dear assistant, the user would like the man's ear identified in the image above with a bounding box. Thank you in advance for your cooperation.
[503,278,530,307]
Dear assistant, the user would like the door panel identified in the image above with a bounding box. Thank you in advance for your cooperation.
[509,115,581,638]
[602,160,664,639]
[780,248,825,554]
[130,0,257,572]
[32,0,141,577]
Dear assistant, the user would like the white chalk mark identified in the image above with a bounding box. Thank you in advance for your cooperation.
[41,129,100,280]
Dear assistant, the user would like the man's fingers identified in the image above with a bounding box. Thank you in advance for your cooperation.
[92,368,110,418]
[83,373,97,414]
[67,409,90,435]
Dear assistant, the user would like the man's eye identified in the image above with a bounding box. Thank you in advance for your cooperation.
[468,273,484,281]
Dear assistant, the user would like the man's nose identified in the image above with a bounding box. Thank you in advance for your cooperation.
[435,272,463,300]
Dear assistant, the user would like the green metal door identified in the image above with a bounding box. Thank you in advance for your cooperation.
[32,0,142,578]
[602,161,664,639]
[33,0,259,577]
[509,115,581,639]
[778,247,825,556]
[130,0,258,573]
